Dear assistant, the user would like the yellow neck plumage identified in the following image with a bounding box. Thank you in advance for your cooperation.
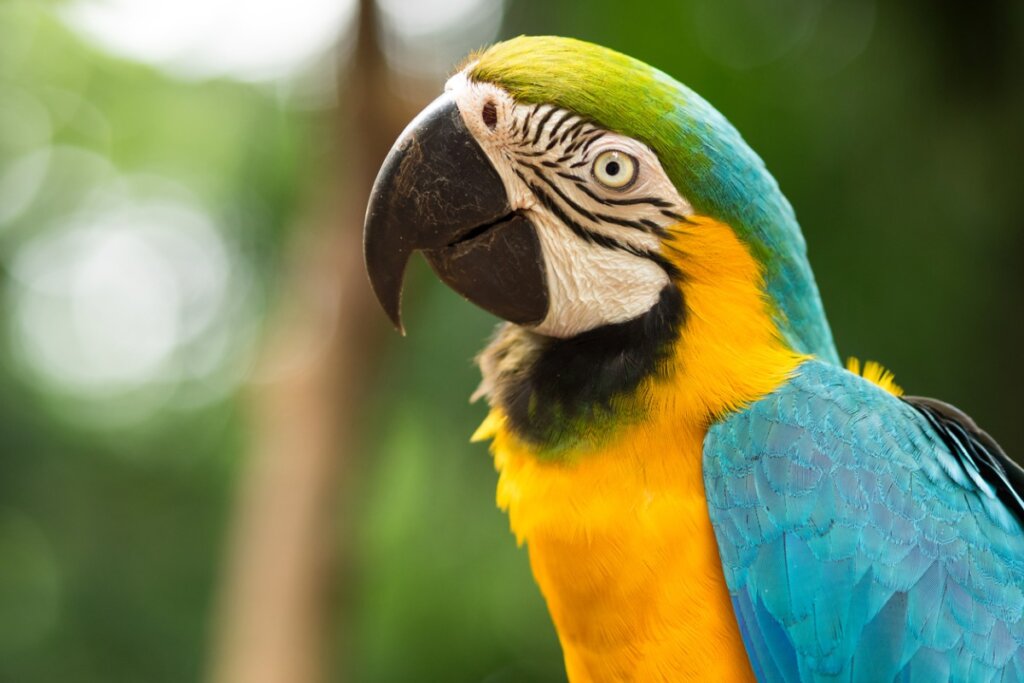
[473,217,806,681]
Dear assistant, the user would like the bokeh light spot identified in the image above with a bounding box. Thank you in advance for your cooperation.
[378,0,504,79]
[8,182,251,428]
[61,0,358,82]
[0,147,51,229]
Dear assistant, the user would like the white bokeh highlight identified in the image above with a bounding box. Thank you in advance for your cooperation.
[8,182,253,426]
[378,0,504,78]
[60,0,358,81]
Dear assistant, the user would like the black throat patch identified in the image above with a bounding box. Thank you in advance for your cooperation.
[480,285,685,454]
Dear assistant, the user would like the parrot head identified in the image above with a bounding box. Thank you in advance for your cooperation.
[364,36,838,448]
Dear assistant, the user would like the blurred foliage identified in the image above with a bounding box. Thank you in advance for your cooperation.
[0,2,311,681]
[0,0,1021,682]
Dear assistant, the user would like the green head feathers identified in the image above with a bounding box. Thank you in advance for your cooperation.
[470,36,838,363]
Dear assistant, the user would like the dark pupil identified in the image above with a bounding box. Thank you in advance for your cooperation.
[605,161,620,176]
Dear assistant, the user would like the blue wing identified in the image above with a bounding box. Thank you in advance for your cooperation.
[704,359,1024,683]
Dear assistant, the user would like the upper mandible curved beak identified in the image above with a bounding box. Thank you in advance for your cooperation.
[363,93,548,333]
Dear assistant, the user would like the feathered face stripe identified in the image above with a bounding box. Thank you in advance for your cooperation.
[513,166,681,281]
[447,72,693,337]
[502,102,686,279]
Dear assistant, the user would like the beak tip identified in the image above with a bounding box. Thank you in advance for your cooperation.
[364,227,411,337]
[376,290,406,336]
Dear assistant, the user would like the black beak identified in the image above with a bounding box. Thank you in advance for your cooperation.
[363,93,549,333]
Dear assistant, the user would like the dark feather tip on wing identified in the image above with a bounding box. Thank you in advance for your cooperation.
[905,395,1024,524]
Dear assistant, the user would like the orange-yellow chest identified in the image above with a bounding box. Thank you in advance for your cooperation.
[481,413,756,683]
[473,217,805,681]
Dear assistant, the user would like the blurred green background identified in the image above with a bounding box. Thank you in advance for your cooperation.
[0,0,1021,681]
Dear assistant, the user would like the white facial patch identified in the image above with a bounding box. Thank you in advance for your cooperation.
[445,70,693,338]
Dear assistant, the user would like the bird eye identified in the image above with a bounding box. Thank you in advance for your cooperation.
[592,150,637,189]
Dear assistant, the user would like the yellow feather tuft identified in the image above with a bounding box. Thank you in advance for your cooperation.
[846,357,903,396]
[470,410,502,443]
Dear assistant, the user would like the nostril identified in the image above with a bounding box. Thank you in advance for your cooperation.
[482,101,497,129]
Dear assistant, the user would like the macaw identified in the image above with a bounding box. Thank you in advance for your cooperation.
[362,36,1024,682]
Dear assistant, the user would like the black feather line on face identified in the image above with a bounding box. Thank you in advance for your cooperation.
[511,134,689,282]
[579,131,607,154]
[661,209,690,222]
[501,107,688,290]
[593,212,659,233]
[512,149,549,158]
[518,170,606,245]
[520,163,598,223]
[521,162,656,235]
[515,170,680,281]
[558,119,588,145]
[531,106,559,146]
[564,135,588,155]
[600,194,675,208]
[520,104,536,140]
[519,105,538,141]
[546,111,575,143]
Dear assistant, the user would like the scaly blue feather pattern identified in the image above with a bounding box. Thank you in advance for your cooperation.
[704,360,1024,682]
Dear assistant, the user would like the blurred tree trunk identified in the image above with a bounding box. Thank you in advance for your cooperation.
[206,1,421,681]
